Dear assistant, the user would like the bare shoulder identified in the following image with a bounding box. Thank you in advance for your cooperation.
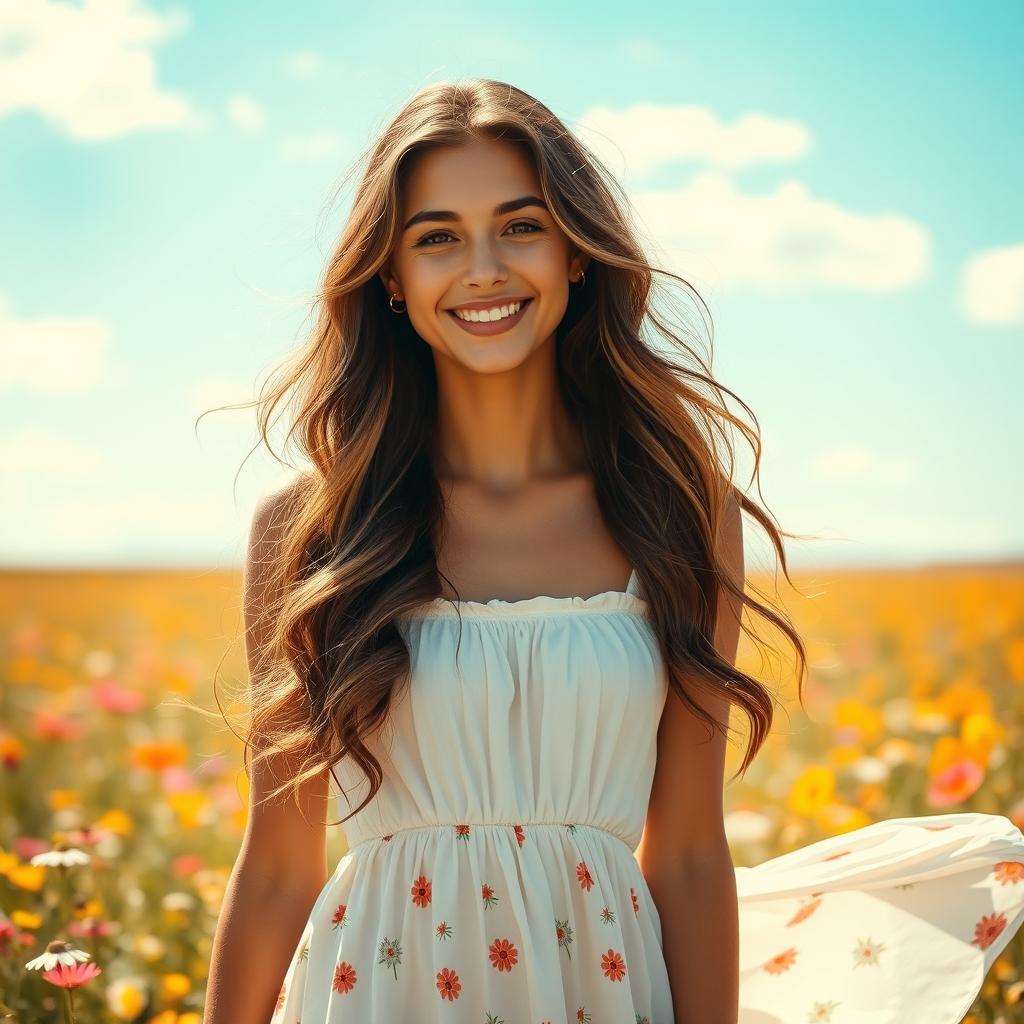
[243,473,312,666]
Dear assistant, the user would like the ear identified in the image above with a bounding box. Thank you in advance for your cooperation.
[378,264,400,298]
[570,249,591,281]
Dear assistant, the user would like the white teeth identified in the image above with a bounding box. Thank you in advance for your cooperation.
[454,300,523,322]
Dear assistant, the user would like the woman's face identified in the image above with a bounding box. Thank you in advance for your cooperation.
[379,137,587,373]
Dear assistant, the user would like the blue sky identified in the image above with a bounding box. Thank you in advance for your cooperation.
[1,0,1022,570]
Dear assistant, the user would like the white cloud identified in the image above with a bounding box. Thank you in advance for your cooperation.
[628,173,930,294]
[225,93,266,134]
[0,426,114,483]
[279,129,343,163]
[0,426,115,533]
[810,445,918,486]
[0,0,205,141]
[576,102,812,176]
[0,293,111,394]
[0,487,242,564]
[959,242,1024,326]
[284,50,324,76]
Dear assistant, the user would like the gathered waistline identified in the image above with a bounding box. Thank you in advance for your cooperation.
[344,820,637,855]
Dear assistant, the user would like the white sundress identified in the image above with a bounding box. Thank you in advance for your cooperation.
[270,569,1024,1023]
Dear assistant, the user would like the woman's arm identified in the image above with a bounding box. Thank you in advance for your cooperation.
[202,864,324,1024]
[203,483,329,1022]
[635,490,745,1023]
[644,847,740,1024]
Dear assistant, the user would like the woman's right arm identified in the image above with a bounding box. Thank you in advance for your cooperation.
[203,481,329,1024]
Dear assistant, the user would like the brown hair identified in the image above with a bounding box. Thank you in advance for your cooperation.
[199,78,811,828]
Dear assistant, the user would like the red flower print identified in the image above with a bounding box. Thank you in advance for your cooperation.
[482,882,500,908]
[971,911,1008,950]
[576,861,594,891]
[600,906,616,925]
[436,920,454,940]
[513,824,525,847]
[786,895,823,926]
[381,834,393,842]
[455,824,471,841]
[331,903,348,930]
[630,886,639,914]
[601,948,627,981]
[489,937,519,972]
[410,874,432,907]
[993,860,1024,885]
[576,1007,592,1023]
[436,966,462,1000]
[332,961,358,994]
[763,947,798,974]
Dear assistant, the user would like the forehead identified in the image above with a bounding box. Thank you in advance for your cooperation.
[401,138,542,213]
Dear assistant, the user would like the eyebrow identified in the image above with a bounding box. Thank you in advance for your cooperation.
[402,195,549,233]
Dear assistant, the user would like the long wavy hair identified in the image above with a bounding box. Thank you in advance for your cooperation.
[201,78,813,829]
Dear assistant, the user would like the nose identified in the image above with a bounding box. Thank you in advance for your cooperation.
[460,235,509,290]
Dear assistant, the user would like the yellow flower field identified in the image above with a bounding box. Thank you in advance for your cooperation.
[0,564,1022,1022]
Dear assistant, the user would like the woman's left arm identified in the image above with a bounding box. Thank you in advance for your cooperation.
[634,489,745,1024]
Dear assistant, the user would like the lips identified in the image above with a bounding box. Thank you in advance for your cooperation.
[446,297,534,337]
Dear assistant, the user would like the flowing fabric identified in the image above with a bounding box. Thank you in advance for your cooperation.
[270,570,1024,1023]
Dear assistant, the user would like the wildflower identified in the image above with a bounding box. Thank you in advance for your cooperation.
[25,938,93,972]
[788,765,836,816]
[30,846,91,869]
[927,759,984,807]
[42,959,102,988]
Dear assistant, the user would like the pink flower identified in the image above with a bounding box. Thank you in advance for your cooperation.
[41,961,102,988]
[90,680,145,714]
[172,853,205,877]
[31,711,85,742]
[927,759,984,807]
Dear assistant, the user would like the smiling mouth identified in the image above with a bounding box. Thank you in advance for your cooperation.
[445,298,534,336]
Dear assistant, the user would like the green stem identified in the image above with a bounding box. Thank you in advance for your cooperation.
[62,987,72,1024]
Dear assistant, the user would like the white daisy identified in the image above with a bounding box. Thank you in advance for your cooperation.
[25,939,93,971]
[30,848,91,868]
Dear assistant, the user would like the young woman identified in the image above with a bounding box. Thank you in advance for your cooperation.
[203,80,1024,1024]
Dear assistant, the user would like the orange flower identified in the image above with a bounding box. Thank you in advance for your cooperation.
[130,740,189,772]
[763,947,798,974]
[935,679,992,721]
[436,966,461,1000]
[488,938,519,972]
[600,949,627,981]
[971,911,1007,951]
[993,861,1024,885]
[332,961,357,994]
[786,896,823,926]
[0,733,25,769]
[410,874,431,908]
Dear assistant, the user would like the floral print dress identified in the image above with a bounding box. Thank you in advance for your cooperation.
[270,569,1024,1023]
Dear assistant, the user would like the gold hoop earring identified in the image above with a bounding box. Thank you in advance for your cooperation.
[389,293,406,313]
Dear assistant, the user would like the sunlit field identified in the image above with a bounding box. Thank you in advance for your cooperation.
[1,564,1022,1022]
